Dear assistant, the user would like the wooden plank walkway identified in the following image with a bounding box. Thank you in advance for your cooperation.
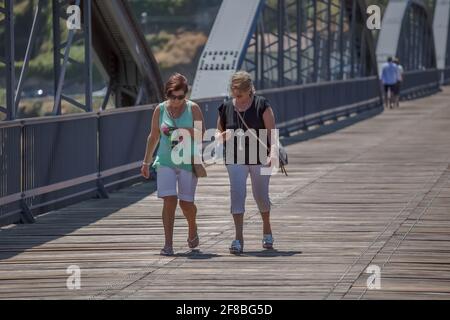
[1,87,450,300]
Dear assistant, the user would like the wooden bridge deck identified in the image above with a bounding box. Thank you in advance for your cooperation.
[1,87,450,300]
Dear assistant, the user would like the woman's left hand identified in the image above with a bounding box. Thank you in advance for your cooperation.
[265,155,274,168]
[265,153,278,168]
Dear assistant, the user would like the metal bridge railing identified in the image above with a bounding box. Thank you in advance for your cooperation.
[197,76,383,136]
[0,122,22,225]
[441,67,450,85]
[400,69,441,99]
[0,106,156,226]
[259,77,382,136]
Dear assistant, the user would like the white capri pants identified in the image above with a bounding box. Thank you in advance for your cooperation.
[156,166,198,202]
[226,164,271,214]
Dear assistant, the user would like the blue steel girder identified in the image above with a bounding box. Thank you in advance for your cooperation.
[0,0,15,121]
[433,0,450,70]
[398,2,436,70]
[377,0,436,74]
[52,0,93,116]
[0,0,163,121]
[447,21,450,67]
[241,0,377,90]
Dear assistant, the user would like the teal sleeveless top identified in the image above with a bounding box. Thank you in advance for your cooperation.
[152,100,196,172]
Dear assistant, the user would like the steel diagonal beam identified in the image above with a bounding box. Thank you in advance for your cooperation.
[4,0,14,120]
[14,0,45,114]
[52,0,81,115]
[377,0,435,73]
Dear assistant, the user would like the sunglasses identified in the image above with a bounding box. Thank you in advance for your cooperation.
[168,94,186,101]
[232,90,251,99]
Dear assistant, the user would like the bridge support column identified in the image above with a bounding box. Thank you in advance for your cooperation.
[3,0,15,120]
[433,0,450,84]
[19,200,35,224]
[96,179,109,199]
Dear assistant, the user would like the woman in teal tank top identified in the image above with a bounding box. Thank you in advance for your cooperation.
[153,100,197,172]
[141,73,205,256]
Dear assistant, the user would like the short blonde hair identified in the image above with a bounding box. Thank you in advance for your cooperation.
[230,71,256,96]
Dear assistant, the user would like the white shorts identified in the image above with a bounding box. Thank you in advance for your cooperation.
[156,166,198,202]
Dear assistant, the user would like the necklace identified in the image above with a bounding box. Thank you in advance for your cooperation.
[233,99,251,151]
[233,97,253,128]
[233,97,252,112]
[167,101,186,120]
[237,110,247,129]
[236,110,246,151]
[166,102,186,151]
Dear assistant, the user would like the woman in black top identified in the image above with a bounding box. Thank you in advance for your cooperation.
[216,71,277,254]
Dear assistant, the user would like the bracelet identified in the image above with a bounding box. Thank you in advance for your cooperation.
[142,162,151,166]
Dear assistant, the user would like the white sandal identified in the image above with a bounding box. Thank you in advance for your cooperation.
[160,245,174,256]
[262,234,274,249]
[229,240,243,254]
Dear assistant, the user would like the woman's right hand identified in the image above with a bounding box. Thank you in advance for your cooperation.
[216,129,233,143]
[141,164,151,179]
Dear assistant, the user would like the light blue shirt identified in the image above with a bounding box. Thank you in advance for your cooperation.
[381,62,400,85]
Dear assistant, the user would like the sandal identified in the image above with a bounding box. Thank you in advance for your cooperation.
[262,234,274,249]
[187,230,199,249]
[160,245,174,256]
[229,240,243,254]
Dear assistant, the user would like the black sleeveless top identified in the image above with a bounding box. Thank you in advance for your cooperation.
[218,95,271,165]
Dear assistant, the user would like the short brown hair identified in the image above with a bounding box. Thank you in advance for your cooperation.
[165,73,188,97]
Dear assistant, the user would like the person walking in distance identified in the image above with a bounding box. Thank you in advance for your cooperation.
[380,56,400,109]
[393,57,404,108]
